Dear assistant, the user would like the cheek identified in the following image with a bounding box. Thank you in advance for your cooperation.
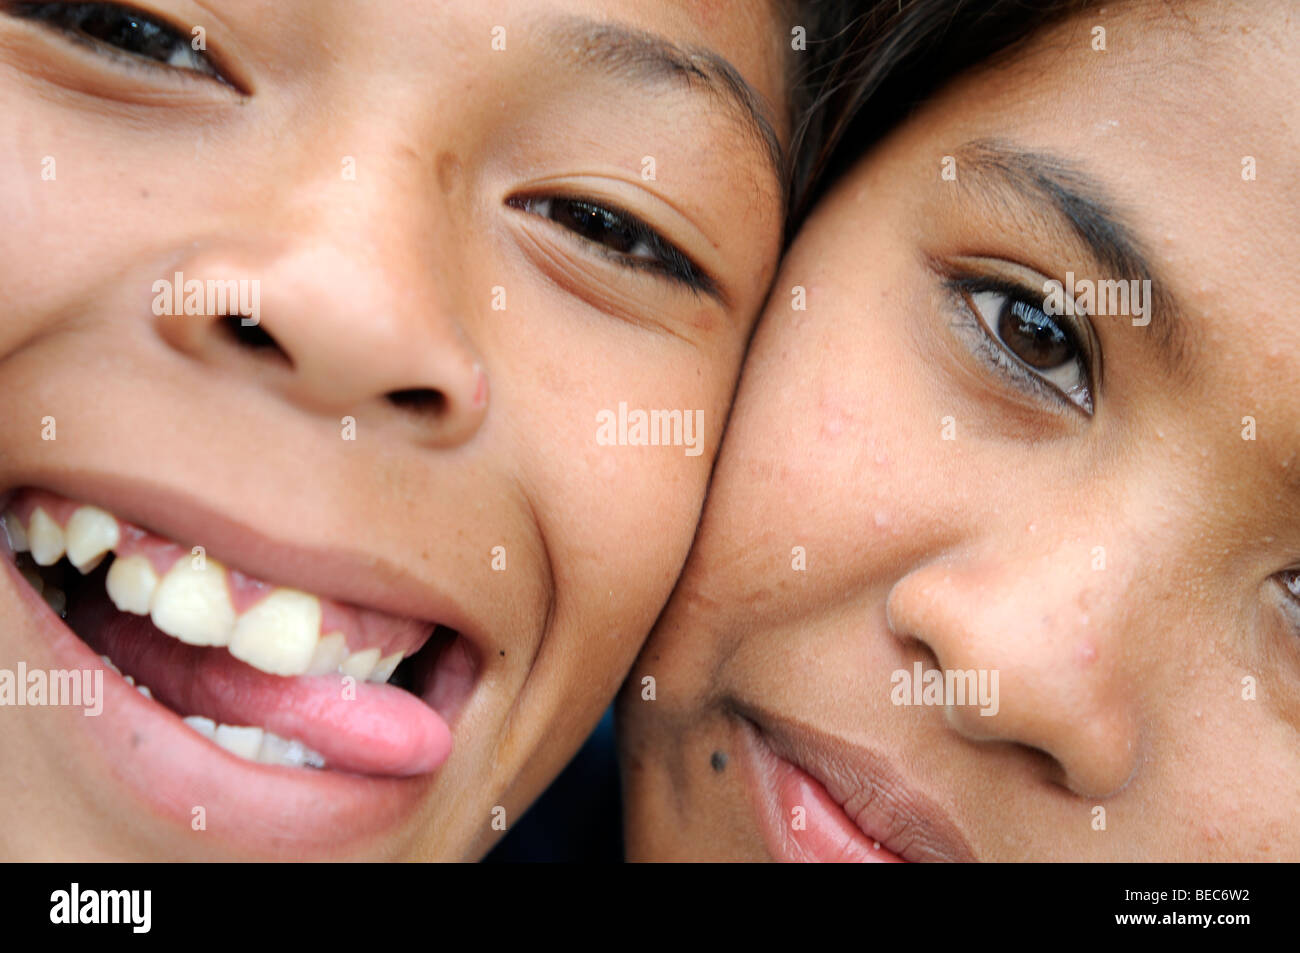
[510,330,737,624]
[696,292,948,618]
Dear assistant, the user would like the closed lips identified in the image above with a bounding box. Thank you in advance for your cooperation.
[2,487,477,777]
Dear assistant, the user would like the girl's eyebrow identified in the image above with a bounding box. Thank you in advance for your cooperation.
[540,15,784,186]
[954,138,1194,382]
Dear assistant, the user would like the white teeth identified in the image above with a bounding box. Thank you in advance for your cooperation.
[256,730,295,764]
[256,730,325,769]
[339,647,380,680]
[105,554,159,616]
[137,684,152,699]
[2,511,29,553]
[213,724,263,760]
[124,674,135,687]
[369,651,403,684]
[306,631,348,676]
[183,715,216,739]
[42,584,67,617]
[27,508,65,566]
[229,589,322,677]
[149,558,235,647]
[65,506,121,572]
[99,654,121,676]
[182,717,324,769]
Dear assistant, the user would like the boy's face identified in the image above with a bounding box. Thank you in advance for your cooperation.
[621,0,1300,860]
[0,0,785,859]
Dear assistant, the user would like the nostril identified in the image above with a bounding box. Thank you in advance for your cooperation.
[387,388,446,415]
[220,315,292,365]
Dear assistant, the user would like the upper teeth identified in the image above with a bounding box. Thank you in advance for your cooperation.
[8,503,411,684]
[150,557,237,647]
[229,588,322,677]
[28,508,65,566]
[105,554,158,615]
[65,505,121,571]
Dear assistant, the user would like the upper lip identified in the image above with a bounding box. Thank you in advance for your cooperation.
[734,701,978,862]
[2,474,485,645]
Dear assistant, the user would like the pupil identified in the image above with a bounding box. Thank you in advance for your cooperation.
[556,201,637,254]
[999,299,1071,368]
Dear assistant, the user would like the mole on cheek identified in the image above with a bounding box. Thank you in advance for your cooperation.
[710,750,728,773]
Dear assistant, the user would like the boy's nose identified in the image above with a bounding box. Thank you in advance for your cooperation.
[885,542,1142,799]
[154,237,487,449]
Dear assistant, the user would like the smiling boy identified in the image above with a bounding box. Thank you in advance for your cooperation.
[0,0,827,860]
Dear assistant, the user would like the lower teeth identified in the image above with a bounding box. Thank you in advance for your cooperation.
[180,718,326,769]
[96,656,326,770]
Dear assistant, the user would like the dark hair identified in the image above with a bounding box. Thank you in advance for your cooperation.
[787,0,1091,235]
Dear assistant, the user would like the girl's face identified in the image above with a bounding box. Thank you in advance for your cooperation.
[621,0,1300,861]
[0,0,787,859]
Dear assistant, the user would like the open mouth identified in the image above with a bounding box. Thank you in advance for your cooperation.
[2,487,478,778]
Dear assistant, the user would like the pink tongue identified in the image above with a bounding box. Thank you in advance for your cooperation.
[70,590,451,777]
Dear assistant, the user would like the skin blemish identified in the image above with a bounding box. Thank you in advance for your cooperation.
[816,392,857,442]
[710,750,727,772]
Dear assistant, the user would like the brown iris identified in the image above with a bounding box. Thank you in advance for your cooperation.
[998,298,1073,369]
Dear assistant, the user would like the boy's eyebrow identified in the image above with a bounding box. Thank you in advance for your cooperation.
[955,139,1193,381]
[541,16,784,184]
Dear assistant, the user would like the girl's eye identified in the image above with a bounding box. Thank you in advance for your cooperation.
[954,280,1095,415]
[9,1,226,82]
[507,195,715,296]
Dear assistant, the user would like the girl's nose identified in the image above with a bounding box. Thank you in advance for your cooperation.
[885,542,1143,799]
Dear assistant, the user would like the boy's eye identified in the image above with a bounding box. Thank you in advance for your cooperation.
[1276,570,1300,632]
[507,195,715,296]
[1283,570,1300,602]
[956,281,1095,415]
[8,1,225,82]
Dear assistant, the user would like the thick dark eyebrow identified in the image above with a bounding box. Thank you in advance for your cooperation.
[541,17,784,190]
[954,139,1191,380]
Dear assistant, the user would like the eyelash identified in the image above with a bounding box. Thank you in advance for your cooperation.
[945,274,1096,415]
[6,0,230,85]
[507,195,717,297]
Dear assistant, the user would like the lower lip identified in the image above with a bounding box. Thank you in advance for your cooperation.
[2,554,442,859]
[736,718,905,863]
